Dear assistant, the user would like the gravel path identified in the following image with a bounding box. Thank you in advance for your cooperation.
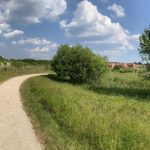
[0,74,46,150]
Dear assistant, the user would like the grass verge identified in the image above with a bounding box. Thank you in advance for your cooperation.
[21,72,150,150]
[0,66,48,84]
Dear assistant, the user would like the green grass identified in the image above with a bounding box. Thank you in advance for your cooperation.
[21,72,150,150]
[0,65,48,84]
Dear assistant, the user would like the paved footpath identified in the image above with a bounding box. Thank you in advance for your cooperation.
[0,74,46,150]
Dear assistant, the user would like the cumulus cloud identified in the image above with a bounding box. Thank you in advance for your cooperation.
[11,37,58,59]
[107,3,125,18]
[102,50,122,56]
[0,0,67,24]
[30,47,49,52]
[0,22,24,39]
[60,0,139,56]
[12,38,58,48]
[3,30,24,38]
[0,23,10,34]
[12,37,58,54]
[100,46,128,57]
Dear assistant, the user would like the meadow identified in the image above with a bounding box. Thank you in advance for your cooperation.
[0,58,50,83]
[21,71,150,150]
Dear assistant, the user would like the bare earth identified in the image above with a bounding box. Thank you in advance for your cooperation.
[0,74,46,150]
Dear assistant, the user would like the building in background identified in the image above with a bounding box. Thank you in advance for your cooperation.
[108,62,145,69]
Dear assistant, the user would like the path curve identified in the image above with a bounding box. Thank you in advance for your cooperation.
[0,74,46,150]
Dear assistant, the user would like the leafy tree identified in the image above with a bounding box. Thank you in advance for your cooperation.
[139,25,150,69]
[51,44,107,83]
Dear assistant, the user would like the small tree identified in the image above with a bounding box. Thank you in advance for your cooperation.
[51,44,107,83]
[139,25,150,69]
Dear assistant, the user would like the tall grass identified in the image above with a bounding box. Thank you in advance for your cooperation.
[21,72,150,150]
[0,65,48,84]
[89,72,150,100]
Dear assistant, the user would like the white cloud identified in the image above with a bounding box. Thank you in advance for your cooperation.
[0,23,10,34]
[107,3,125,18]
[30,47,49,52]
[102,50,122,56]
[3,29,24,38]
[0,0,67,24]
[0,22,24,39]
[128,34,140,41]
[12,37,58,55]
[13,38,58,48]
[11,37,58,59]
[100,46,128,57]
[60,0,139,56]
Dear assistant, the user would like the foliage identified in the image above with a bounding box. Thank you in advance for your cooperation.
[51,44,107,83]
[112,65,121,72]
[139,25,150,69]
[21,72,150,150]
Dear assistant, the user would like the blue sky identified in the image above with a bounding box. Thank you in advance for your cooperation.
[0,0,150,62]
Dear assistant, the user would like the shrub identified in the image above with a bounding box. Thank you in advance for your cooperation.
[51,44,107,83]
[112,65,121,72]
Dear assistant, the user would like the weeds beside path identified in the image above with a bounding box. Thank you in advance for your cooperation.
[0,67,49,84]
[21,73,150,150]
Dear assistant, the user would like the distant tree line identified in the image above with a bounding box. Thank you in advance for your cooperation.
[0,56,50,69]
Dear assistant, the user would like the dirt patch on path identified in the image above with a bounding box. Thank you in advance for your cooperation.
[0,74,46,150]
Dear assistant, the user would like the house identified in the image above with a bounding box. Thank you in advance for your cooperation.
[108,62,145,69]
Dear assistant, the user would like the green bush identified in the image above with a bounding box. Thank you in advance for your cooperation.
[51,44,107,83]
[112,65,121,72]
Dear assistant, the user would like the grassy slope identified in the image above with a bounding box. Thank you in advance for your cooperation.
[21,72,150,150]
[0,66,48,84]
